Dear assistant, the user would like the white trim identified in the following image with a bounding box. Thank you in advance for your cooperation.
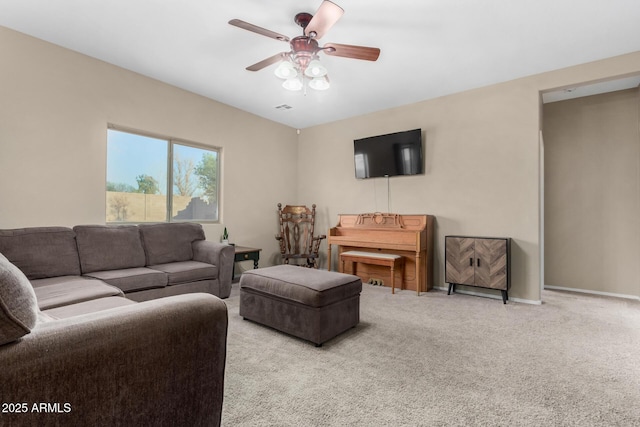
[539,130,545,301]
[434,286,542,305]
[544,285,640,301]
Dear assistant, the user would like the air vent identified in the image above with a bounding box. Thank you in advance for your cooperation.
[275,104,293,110]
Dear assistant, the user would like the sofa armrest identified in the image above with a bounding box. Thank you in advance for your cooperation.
[192,240,235,297]
[0,293,227,427]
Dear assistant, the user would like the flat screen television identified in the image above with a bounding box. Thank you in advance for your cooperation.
[354,128,423,179]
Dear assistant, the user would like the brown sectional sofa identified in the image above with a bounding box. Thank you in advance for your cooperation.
[0,222,235,304]
[0,222,233,426]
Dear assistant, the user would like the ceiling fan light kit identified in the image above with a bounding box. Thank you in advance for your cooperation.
[282,77,304,91]
[309,76,330,91]
[274,61,298,79]
[229,0,380,93]
[274,38,330,91]
[305,58,328,78]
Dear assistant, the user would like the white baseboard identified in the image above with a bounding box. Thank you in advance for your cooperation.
[544,285,640,301]
[434,286,541,305]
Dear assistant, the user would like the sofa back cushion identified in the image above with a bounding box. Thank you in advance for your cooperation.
[0,227,81,279]
[139,223,205,265]
[74,225,147,274]
[0,253,39,346]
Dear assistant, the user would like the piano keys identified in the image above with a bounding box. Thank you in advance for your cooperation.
[327,213,434,295]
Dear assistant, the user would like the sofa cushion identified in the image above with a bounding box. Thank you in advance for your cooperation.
[0,227,81,279]
[43,296,136,319]
[31,276,124,310]
[148,261,217,285]
[74,225,146,273]
[0,253,40,345]
[139,223,205,265]
[83,267,167,293]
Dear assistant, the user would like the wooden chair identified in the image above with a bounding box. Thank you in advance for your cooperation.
[275,203,326,268]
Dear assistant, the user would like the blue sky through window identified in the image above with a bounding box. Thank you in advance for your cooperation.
[107,129,168,194]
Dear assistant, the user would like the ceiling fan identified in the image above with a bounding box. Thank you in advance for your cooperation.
[229,1,380,91]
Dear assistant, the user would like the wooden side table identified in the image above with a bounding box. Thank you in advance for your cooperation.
[233,246,261,279]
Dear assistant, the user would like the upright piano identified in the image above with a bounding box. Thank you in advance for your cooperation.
[327,213,435,294]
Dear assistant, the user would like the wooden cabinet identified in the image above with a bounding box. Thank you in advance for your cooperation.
[445,236,511,303]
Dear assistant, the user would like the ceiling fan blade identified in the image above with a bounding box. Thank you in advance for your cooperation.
[229,19,290,42]
[305,1,344,39]
[246,52,289,72]
[323,43,381,61]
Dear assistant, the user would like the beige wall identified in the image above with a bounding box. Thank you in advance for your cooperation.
[0,26,298,269]
[543,88,640,298]
[299,81,542,301]
[300,52,640,303]
[2,24,640,302]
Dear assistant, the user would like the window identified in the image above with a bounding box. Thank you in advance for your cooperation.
[106,127,219,223]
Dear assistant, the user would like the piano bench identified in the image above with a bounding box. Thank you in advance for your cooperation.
[239,265,362,346]
[340,251,404,294]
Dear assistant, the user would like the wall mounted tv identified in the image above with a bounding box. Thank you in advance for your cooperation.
[354,128,423,179]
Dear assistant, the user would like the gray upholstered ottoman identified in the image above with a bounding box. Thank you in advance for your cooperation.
[239,265,362,346]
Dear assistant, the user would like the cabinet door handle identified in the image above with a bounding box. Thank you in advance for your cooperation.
[469,258,473,267]
[477,258,481,267]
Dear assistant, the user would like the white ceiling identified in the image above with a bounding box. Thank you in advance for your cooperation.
[1,1,640,129]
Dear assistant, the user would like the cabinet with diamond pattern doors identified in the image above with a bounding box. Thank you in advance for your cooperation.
[445,236,511,304]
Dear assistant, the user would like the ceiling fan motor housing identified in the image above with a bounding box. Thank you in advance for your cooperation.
[290,36,320,69]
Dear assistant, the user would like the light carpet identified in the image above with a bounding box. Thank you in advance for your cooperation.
[221,283,640,426]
